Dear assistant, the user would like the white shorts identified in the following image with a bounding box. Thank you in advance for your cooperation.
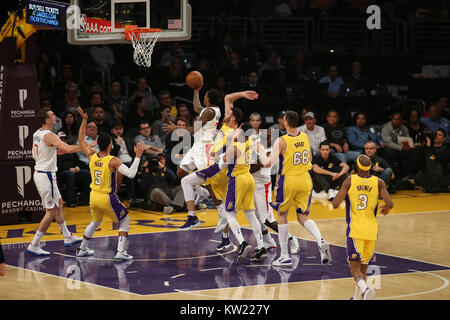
[180,142,214,172]
[34,171,62,209]
[254,181,274,223]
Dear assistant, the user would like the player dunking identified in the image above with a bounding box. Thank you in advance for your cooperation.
[257,110,332,267]
[76,107,146,260]
[332,155,393,300]
[27,108,82,256]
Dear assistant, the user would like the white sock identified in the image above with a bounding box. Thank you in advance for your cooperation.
[226,212,244,244]
[31,230,44,246]
[353,285,362,300]
[188,211,196,217]
[80,238,89,250]
[117,236,127,253]
[222,232,229,239]
[303,219,323,243]
[245,210,264,249]
[356,278,368,292]
[58,222,72,238]
[278,224,290,257]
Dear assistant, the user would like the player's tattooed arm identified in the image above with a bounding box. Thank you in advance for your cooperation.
[193,87,204,114]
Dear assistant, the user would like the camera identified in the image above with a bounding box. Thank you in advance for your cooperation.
[416,130,434,144]
[146,155,160,172]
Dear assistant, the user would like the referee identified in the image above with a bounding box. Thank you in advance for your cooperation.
[0,243,5,276]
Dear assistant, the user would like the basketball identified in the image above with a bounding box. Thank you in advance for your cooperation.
[185,71,204,89]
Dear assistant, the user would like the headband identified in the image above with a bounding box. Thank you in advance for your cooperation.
[357,156,371,171]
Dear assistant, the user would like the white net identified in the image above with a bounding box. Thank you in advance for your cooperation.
[128,30,161,68]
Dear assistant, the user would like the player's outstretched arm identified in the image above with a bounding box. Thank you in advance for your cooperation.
[224,91,258,117]
[332,176,351,209]
[77,107,96,159]
[112,142,146,179]
[378,179,394,215]
[193,86,204,114]
[46,132,81,155]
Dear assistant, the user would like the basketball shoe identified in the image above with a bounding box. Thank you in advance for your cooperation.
[26,243,50,256]
[64,233,82,247]
[272,255,293,267]
[76,247,95,257]
[237,241,252,263]
[216,237,233,252]
[178,215,201,231]
[319,239,332,264]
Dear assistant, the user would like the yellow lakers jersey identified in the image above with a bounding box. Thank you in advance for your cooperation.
[212,123,234,156]
[346,174,380,240]
[227,138,253,177]
[89,153,117,194]
[279,132,312,176]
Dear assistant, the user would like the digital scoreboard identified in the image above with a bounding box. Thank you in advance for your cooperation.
[26,0,69,30]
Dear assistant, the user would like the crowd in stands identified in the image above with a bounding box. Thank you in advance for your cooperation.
[30,1,449,210]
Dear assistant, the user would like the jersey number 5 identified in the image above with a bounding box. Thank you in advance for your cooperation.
[357,194,368,210]
[94,170,102,185]
[293,150,309,165]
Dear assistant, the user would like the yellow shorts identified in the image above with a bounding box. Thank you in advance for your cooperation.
[208,169,228,201]
[347,237,376,264]
[90,191,128,223]
[225,172,255,212]
[271,172,313,213]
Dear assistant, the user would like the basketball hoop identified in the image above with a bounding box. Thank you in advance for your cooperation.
[125,25,162,68]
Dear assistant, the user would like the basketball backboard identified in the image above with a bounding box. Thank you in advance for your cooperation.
[66,0,191,45]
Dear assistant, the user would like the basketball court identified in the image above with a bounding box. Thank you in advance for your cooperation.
[1,0,450,302]
[1,189,449,300]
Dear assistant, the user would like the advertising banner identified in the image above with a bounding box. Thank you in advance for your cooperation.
[0,161,45,225]
[0,64,41,162]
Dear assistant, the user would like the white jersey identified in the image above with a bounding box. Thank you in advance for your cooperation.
[194,107,221,143]
[32,129,57,172]
[252,144,272,185]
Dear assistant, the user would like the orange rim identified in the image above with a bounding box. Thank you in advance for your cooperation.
[125,25,162,40]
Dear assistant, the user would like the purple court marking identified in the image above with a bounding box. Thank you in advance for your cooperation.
[2,228,449,296]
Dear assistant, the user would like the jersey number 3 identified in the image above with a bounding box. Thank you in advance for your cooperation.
[357,194,368,210]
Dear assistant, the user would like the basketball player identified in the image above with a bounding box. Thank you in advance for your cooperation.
[257,110,332,267]
[221,122,267,262]
[250,127,299,254]
[177,86,223,178]
[76,107,146,260]
[27,108,83,256]
[332,155,393,300]
[178,90,257,232]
